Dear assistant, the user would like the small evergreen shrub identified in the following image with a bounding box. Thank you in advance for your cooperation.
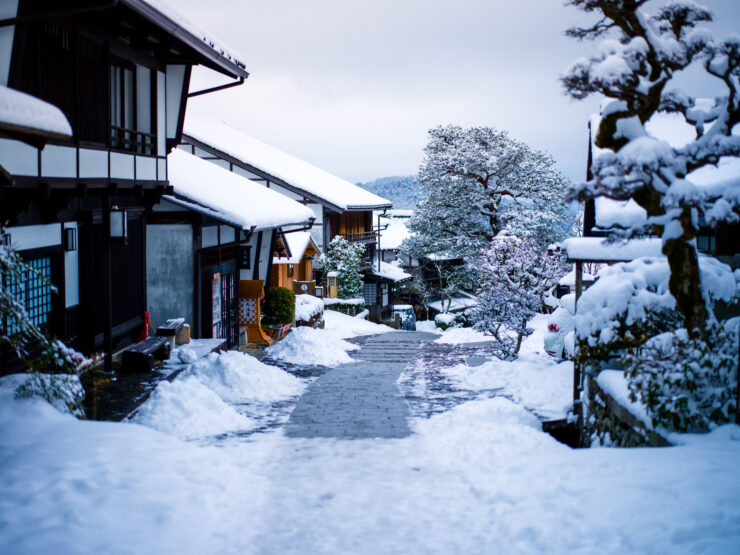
[435,312,458,330]
[262,287,295,325]
[323,236,365,299]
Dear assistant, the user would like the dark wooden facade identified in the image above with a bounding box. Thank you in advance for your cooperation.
[0,0,248,374]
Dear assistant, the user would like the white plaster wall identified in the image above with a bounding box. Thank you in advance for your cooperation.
[6,223,61,250]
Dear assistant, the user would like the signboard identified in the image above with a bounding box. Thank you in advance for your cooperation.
[212,272,221,337]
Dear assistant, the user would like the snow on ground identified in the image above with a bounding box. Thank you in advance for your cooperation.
[267,310,393,367]
[416,318,496,344]
[131,349,304,439]
[432,315,573,420]
[3,312,740,553]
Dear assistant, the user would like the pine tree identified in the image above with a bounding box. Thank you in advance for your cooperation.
[323,236,365,299]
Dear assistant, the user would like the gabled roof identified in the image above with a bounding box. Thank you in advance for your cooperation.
[182,118,392,212]
[167,149,314,231]
[122,0,249,79]
[273,231,319,265]
[0,85,72,147]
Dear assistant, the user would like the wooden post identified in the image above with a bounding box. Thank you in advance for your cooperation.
[574,260,583,310]
[103,196,112,373]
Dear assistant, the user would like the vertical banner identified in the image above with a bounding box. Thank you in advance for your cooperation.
[212,272,221,338]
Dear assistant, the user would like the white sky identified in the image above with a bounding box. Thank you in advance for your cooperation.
[180,0,740,185]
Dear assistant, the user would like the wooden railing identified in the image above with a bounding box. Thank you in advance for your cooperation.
[340,231,377,245]
[110,126,156,155]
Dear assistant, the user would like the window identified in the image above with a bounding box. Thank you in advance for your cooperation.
[110,60,156,154]
[3,257,53,335]
[363,283,376,306]
[696,234,716,253]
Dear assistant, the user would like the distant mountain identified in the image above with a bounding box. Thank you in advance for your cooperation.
[357,176,426,210]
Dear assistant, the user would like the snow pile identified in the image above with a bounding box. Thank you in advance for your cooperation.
[183,118,392,211]
[167,149,314,231]
[434,326,493,344]
[267,310,393,367]
[594,197,647,230]
[132,349,304,439]
[0,377,253,554]
[182,350,304,403]
[267,326,360,367]
[295,294,323,323]
[0,84,72,137]
[131,376,253,439]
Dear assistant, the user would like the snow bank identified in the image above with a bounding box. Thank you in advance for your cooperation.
[267,326,360,367]
[295,294,323,323]
[182,350,304,403]
[323,309,393,338]
[0,377,252,554]
[434,326,492,344]
[596,370,651,427]
[132,349,304,439]
[131,376,253,439]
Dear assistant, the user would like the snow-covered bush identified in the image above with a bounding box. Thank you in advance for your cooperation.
[622,320,738,432]
[323,236,365,299]
[574,256,739,431]
[2,229,95,417]
[434,312,459,330]
[467,235,566,360]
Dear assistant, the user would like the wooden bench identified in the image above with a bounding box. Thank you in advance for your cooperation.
[121,336,170,372]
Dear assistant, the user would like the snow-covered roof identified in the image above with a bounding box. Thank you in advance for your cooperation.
[562,237,663,262]
[123,0,249,79]
[0,85,72,141]
[379,218,410,251]
[183,118,392,212]
[594,197,647,230]
[371,261,412,283]
[167,149,314,231]
[273,231,318,265]
[558,268,596,287]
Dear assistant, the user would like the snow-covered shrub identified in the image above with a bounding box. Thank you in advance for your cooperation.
[574,255,739,432]
[434,312,459,330]
[2,229,96,417]
[323,236,365,299]
[622,320,738,432]
[467,235,566,360]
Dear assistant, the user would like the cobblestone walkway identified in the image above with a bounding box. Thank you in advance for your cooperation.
[284,332,439,439]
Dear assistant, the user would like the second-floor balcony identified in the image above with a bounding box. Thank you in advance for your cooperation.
[340,230,378,245]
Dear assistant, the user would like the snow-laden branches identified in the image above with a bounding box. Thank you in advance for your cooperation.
[562,0,740,333]
[467,236,566,360]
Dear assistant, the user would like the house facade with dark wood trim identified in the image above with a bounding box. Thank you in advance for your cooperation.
[0,0,249,373]
[147,149,314,348]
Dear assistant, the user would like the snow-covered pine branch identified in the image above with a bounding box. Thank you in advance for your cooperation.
[562,0,740,334]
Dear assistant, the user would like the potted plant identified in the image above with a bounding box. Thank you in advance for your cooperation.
[261,286,296,340]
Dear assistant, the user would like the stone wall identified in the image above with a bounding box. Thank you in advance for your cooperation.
[583,377,671,448]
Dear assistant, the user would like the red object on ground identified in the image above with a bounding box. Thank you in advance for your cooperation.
[548,323,561,332]
[137,311,150,342]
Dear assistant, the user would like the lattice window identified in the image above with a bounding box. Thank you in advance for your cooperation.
[4,256,53,335]
[363,283,376,306]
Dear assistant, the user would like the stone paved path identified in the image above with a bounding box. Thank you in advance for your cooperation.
[284,331,439,439]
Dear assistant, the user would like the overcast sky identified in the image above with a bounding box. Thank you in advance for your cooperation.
[179,0,740,185]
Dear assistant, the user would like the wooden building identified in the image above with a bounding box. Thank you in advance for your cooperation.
[178,119,393,265]
[147,149,314,347]
[270,231,319,291]
[0,0,249,373]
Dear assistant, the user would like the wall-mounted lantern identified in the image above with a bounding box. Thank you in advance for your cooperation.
[64,227,77,252]
[110,206,127,239]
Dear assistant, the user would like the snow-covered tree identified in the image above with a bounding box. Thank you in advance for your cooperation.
[406,125,573,259]
[562,0,740,335]
[467,235,566,360]
[2,228,94,416]
[323,236,365,299]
